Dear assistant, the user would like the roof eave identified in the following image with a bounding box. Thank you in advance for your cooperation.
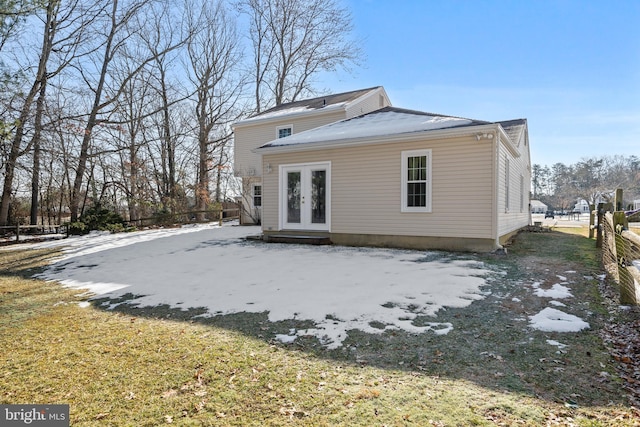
[254,123,504,154]
[498,125,523,158]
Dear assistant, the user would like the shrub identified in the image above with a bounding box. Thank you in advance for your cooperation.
[67,204,126,235]
[67,221,88,235]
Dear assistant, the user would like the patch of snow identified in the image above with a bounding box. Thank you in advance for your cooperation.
[78,301,91,308]
[556,275,567,281]
[275,329,299,344]
[534,284,573,299]
[529,308,590,332]
[33,223,494,349]
[546,339,568,349]
[549,300,567,307]
[512,297,521,302]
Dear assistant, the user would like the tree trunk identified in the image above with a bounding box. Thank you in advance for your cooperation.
[70,0,117,222]
[30,75,47,225]
[0,0,56,225]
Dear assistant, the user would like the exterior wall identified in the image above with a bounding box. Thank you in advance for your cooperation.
[240,177,262,225]
[261,135,497,249]
[345,88,391,119]
[234,110,345,178]
[496,133,531,241]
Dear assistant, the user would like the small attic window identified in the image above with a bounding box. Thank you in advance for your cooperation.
[277,125,292,139]
[379,94,384,107]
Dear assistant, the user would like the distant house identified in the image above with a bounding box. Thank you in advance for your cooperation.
[574,199,591,213]
[530,200,547,214]
[233,87,531,252]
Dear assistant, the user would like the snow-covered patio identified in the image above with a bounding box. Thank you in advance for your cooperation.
[22,222,589,348]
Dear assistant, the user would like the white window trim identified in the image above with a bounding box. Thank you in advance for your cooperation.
[276,124,293,139]
[251,183,262,208]
[401,149,432,213]
[278,161,331,231]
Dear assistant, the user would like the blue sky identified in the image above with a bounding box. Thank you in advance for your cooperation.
[320,0,640,167]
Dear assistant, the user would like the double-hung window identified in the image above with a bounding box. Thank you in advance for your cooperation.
[252,184,262,208]
[401,149,432,212]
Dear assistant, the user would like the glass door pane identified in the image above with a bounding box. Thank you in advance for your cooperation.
[287,171,301,223]
[311,170,326,224]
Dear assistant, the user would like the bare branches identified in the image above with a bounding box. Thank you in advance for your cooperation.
[0,0,364,225]
[239,0,362,110]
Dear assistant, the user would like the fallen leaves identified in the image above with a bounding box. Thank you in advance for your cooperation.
[601,315,640,405]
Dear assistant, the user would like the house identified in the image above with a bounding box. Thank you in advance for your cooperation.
[233,87,531,252]
[530,200,547,214]
[573,199,591,213]
[233,87,391,225]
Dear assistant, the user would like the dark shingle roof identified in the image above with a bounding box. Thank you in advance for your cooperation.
[250,87,383,118]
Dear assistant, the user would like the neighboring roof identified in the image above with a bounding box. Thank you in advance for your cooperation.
[235,87,385,125]
[256,107,490,150]
[531,200,547,207]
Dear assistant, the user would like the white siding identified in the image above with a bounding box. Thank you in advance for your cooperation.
[262,135,496,240]
[345,87,391,119]
[496,133,531,238]
[234,111,345,177]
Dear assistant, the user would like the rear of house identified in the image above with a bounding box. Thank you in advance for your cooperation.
[233,87,391,225]
[254,107,531,252]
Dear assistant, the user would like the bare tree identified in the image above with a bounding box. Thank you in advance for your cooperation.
[185,0,245,218]
[0,0,95,225]
[68,0,185,222]
[0,0,41,52]
[141,1,191,213]
[239,0,361,112]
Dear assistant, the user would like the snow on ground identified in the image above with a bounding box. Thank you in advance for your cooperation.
[529,308,590,332]
[31,223,494,349]
[21,222,594,348]
[527,271,590,333]
[533,283,573,299]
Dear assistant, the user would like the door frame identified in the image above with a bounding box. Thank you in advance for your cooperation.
[278,161,331,231]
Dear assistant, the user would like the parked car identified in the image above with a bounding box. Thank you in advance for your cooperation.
[545,211,555,219]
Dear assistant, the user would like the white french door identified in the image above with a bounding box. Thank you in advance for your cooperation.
[280,162,331,231]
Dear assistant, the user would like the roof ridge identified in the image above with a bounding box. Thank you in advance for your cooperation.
[254,86,383,117]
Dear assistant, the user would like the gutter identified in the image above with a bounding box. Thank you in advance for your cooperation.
[492,131,503,251]
[253,123,505,154]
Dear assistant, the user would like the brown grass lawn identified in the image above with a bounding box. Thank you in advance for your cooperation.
[1,228,639,426]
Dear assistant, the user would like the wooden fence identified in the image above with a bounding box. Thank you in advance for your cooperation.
[0,206,241,243]
[600,210,640,305]
[123,207,241,228]
[0,224,65,243]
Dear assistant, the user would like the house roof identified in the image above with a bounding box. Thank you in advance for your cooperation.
[235,87,385,125]
[498,119,527,144]
[256,107,492,151]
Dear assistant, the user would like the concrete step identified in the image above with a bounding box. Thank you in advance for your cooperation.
[263,234,332,245]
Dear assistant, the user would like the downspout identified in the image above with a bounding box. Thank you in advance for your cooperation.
[492,127,503,251]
